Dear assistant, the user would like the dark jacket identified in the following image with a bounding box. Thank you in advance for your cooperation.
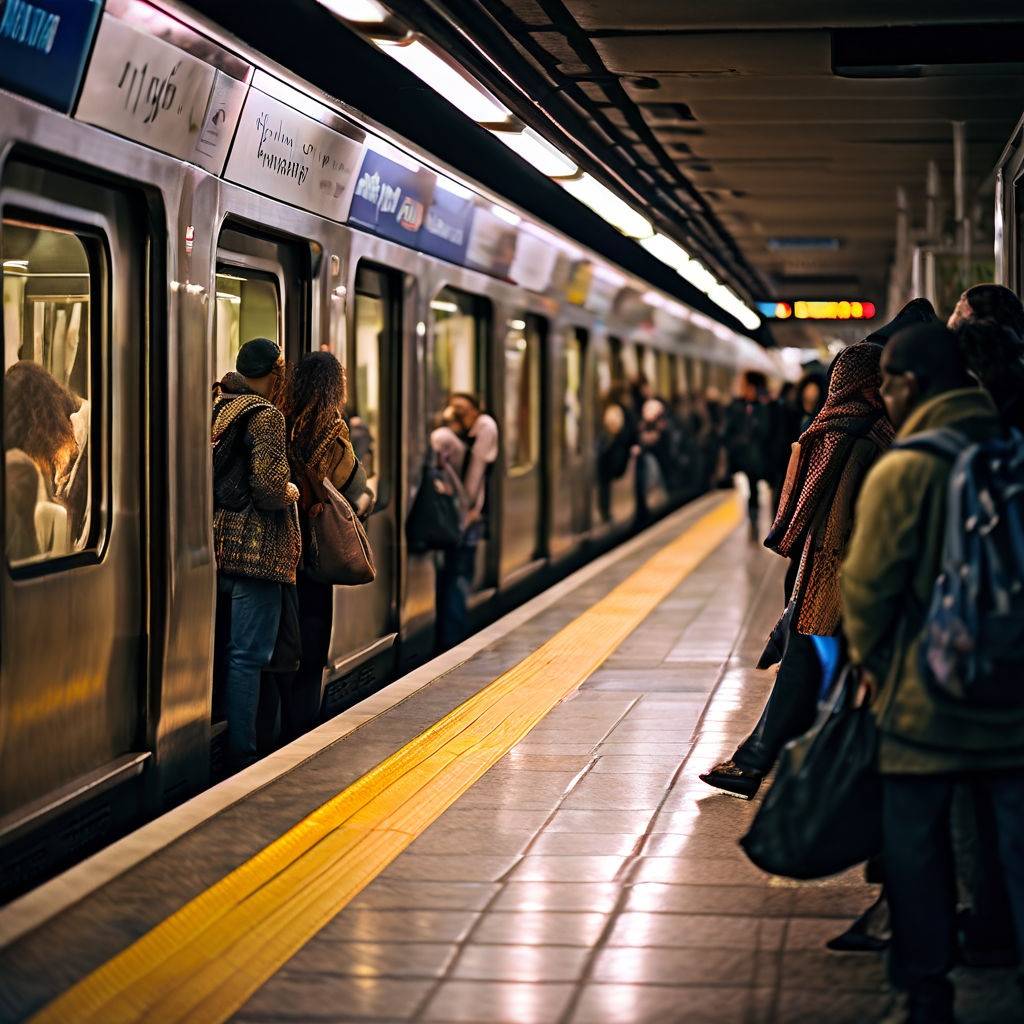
[842,387,1024,773]
[211,372,300,585]
[724,398,772,478]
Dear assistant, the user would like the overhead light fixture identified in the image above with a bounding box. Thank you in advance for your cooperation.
[491,127,577,177]
[491,204,521,226]
[677,258,717,293]
[316,0,389,22]
[430,299,459,313]
[559,174,652,239]
[507,318,527,331]
[640,234,690,271]
[377,38,511,124]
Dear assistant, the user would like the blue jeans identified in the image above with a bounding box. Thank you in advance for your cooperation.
[217,574,282,769]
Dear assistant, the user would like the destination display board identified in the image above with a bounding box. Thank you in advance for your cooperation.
[225,86,364,221]
[75,14,249,174]
[419,182,474,265]
[0,0,102,112]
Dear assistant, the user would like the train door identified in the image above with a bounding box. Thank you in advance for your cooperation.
[500,312,545,580]
[550,326,589,556]
[210,224,310,736]
[0,160,148,856]
[428,287,492,593]
[324,263,400,690]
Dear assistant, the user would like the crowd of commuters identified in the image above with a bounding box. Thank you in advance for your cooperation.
[700,284,1024,1024]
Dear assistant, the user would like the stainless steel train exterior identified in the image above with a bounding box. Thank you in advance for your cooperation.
[0,0,776,899]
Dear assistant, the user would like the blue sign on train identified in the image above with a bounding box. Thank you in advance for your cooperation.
[420,185,474,266]
[348,148,432,246]
[0,0,102,112]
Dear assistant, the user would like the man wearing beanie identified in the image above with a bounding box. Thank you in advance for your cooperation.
[211,338,300,770]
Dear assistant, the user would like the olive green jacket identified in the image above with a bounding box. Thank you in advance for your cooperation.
[841,387,1024,774]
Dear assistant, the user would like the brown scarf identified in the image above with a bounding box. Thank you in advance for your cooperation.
[765,343,893,558]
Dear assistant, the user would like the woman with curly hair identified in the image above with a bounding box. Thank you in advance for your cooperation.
[277,351,373,740]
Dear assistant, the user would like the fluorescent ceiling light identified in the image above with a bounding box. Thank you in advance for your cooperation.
[491,127,577,177]
[560,174,652,239]
[430,299,459,313]
[378,38,510,123]
[640,234,690,271]
[317,0,388,22]
[677,258,717,293]
[507,318,527,331]
[2,259,28,270]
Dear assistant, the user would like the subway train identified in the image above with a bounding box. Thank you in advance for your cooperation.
[0,0,782,900]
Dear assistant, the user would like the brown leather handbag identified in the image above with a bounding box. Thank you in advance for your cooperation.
[301,469,376,586]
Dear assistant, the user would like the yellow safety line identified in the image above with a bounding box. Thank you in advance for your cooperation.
[31,496,741,1024]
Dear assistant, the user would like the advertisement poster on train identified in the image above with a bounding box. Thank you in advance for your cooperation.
[348,148,435,246]
[466,203,518,279]
[75,15,218,166]
[0,0,102,112]
[225,87,365,222]
[419,183,475,265]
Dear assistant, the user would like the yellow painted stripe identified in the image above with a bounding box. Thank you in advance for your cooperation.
[32,496,740,1024]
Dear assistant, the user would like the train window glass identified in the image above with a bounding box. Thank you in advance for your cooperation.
[656,351,672,399]
[641,346,658,392]
[431,287,485,416]
[214,269,281,378]
[563,329,585,458]
[619,341,639,381]
[353,265,393,508]
[3,220,98,567]
[503,313,542,472]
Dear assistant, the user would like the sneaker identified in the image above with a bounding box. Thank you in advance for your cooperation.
[698,759,763,800]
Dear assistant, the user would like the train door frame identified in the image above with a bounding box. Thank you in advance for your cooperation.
[318,259,404,715]
[0,154,153,893]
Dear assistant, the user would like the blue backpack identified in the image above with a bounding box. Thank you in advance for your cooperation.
[894,426,1024,708]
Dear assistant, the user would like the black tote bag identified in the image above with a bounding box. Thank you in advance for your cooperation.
[739,668,882,880]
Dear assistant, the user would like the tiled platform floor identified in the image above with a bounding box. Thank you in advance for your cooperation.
[229,520,1022,1024]
[4,498,1020,1024]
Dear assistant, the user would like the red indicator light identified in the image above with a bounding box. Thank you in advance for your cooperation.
[863,301,876,319]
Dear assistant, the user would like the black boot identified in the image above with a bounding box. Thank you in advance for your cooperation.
[877,978,955,1024]
[827,892,891,952]
[698,759,764,800]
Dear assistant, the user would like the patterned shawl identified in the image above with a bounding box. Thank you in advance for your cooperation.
[765,343,893,558]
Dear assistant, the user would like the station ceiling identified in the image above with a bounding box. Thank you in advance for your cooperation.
[395,0,1024,342]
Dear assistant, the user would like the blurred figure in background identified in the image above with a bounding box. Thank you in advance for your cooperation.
[724,370,773,535]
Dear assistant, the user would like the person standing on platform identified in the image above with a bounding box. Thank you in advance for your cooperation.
[278,351,373,742]
[699,344,892,799]
[842,322,1024,1024]
[435,392,498,650]
[724,370,773,535]
[211,338,300,771]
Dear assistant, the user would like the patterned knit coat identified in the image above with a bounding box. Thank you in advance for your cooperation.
[211,373,300,584]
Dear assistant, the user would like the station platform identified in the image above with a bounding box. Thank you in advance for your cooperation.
[1,492,1018,1024]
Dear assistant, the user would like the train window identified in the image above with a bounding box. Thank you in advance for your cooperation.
[214,269,281,378]
[656,351,672,399]
[503,313,542,472]
[563,329,586,458]
[3,220,99,568]
[353,264,396,509]
[430,287,487,416]
[608,337,625,386]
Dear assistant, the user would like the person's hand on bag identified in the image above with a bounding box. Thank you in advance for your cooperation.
[853,666,878,707]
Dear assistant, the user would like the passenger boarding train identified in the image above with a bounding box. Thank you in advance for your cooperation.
[0,0,780,898]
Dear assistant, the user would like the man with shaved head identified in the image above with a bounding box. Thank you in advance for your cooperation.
[842,322,1024,1024]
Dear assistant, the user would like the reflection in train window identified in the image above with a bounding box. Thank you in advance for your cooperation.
[430,287,486,418]
[214,269,281,378]
[504,314,542,472]
[353,264,394,507]
[563,329,585,458]
[3,220,97,567]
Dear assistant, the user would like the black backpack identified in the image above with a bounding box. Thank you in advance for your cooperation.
[894,426,1024,708]
[405,454,462,553]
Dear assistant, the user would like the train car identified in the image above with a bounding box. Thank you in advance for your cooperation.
[0,0,777,899]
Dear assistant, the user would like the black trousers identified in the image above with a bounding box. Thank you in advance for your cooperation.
[733,629,821,773]
[883,772,1024,991]
[738,469,765,528]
